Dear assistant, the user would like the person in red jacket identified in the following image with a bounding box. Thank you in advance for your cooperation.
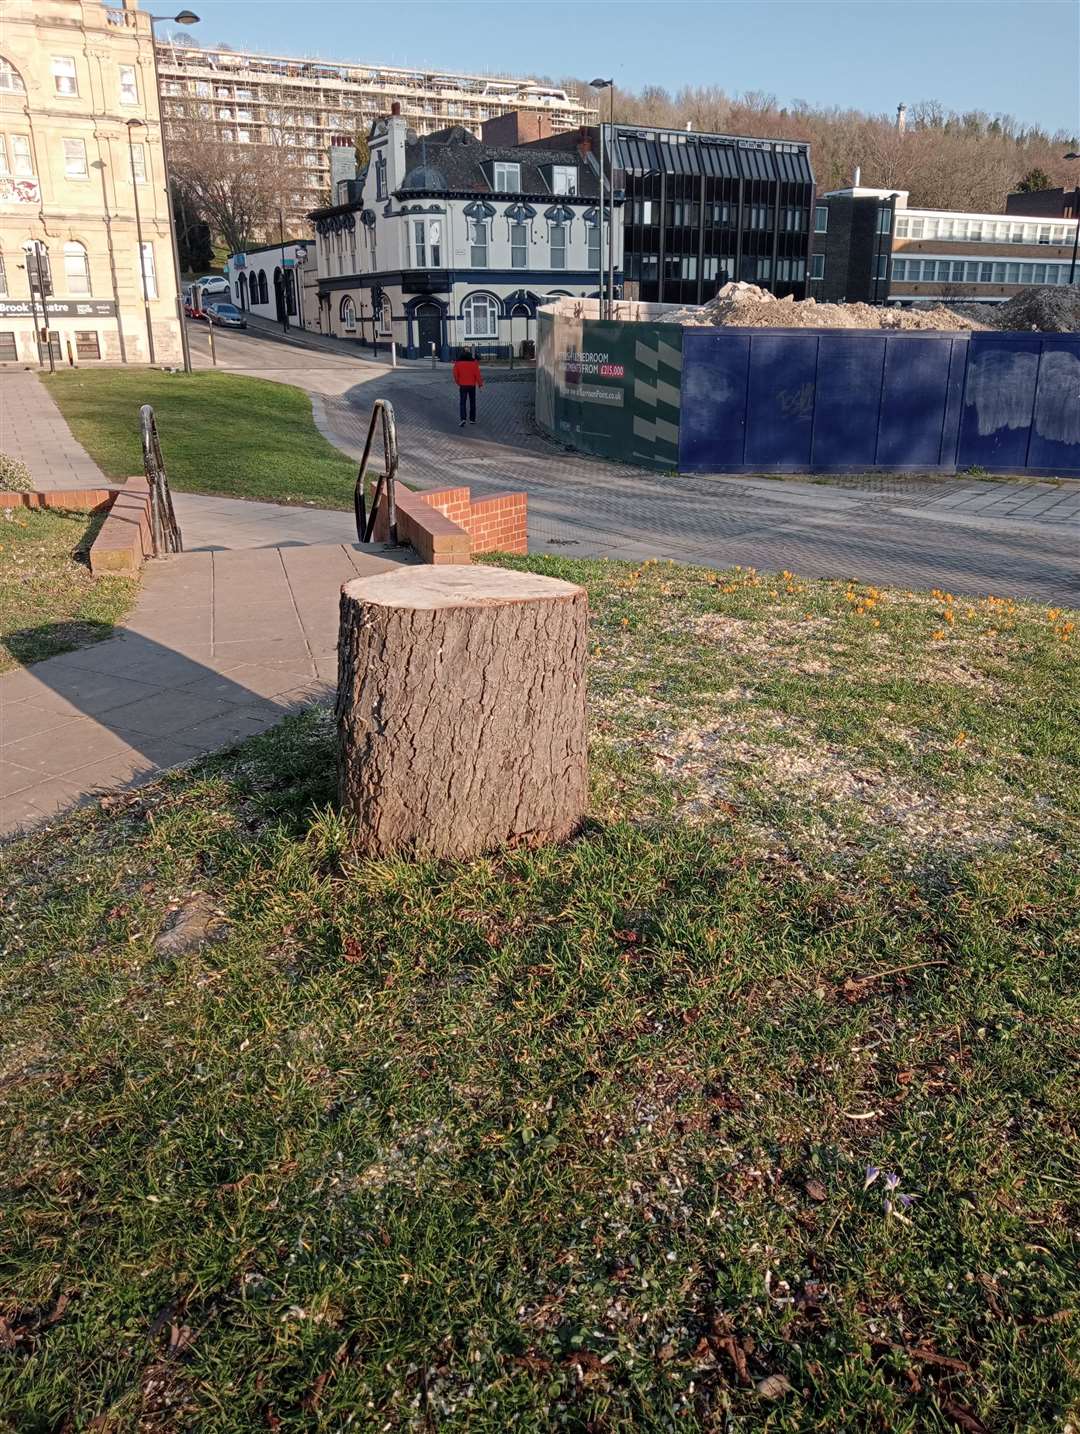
[452,348,484,426]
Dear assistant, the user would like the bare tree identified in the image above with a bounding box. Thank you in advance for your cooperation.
[166,93,305,253]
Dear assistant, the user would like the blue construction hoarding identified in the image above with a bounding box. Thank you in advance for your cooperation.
[536,303,1080,476]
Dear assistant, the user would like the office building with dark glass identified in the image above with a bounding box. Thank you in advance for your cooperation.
[609,126,815,304]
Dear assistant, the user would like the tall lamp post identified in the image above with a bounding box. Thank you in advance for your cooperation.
[1065,152,1080,286]
[127,119,155,363]
[146,9,201,373]
[590,78,612,320]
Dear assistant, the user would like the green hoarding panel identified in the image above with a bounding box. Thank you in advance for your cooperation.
[537,309,684,471]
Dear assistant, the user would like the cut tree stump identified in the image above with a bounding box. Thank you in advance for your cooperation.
[336,565,588,858]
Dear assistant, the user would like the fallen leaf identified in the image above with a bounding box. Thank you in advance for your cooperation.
[804,1178,828,1203]
[756,1373,793,1399]
[341,936,364,964]
[301,1371,330,1410]
[941,1396,988,1433]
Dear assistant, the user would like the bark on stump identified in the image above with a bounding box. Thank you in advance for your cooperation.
[336,565,588,858]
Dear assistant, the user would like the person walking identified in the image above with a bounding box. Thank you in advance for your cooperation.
[452,347,483,427]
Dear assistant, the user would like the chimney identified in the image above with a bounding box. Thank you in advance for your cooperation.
[686,121,692,132]
[330,133,357,194]
[385,103,408,189]
[896,102,907,134]
[853,164,861,187]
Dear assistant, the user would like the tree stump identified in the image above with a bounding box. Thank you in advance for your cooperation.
[336,565,588,858]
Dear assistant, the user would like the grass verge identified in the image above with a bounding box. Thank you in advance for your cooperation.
[0,507,135,672]
[1,558,1077,1432]
[46,371,356,508]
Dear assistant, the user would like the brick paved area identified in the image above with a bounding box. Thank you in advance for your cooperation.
[0,371,111,491]
[1,541,413,836]
[323,369,1079,606]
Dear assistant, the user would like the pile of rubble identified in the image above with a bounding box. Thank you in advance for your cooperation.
[662,282,989,332]
[951,285,1080,333]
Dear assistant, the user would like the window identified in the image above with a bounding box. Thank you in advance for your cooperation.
[876,207,892,234]
[633,199,657,225]
[965,262,980,282]
[0,59,26,93]
[378,298,391,335]
[63,241,91,296]
[1006,262,1020,284]
[194,81,212,98]
[511,221,528,269]
[756,256,772,280]
[52,57,78,96]
[874,254,888,279]
[1038,226,1051,245]
[895,216,909,238]
[1033,263,1047,284]
[552,165,577,196]
[462,292,499,339]
[411,219,427,268]
[810,253,825,280]
[119,64,138,104]
[969,222,982,242]
[11,135,32,177]
[549,222,566,269]
[63,138,88,179]
[493,162,520,192]
[586,220,599,271]
[0,251,6,295]
[74,331,100,359]
[909,218,924,239]
[0,136,6,176]
[0,331,17,360]
[340,296,356,332]
[981,262,993,283]
[375,154,387,199]
[140,242,158,299]
[469,218,488,267]
[130,142,147,183]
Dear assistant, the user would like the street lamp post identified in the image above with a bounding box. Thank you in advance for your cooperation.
[279,207,290,335]
[1064,153,1080,286]
[146,10,200,372]
[127,119,155,363]
[590,79,613,320]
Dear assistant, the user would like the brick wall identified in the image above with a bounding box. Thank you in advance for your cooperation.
[372,484,528,562]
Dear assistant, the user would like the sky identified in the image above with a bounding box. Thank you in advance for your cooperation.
[156,0,1080,137]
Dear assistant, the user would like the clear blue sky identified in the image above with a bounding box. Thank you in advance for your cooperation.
[156,0,1080,136]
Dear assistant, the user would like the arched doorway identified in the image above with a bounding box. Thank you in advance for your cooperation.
[237,272,248,309]
[415,302,441,357]
[273,267,285,322]
[509,301,530,358]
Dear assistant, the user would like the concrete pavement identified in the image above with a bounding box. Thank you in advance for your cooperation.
[1,541,413,835]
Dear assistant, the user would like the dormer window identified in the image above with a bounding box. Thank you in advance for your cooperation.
[552,165,577,196]
[494,161,521,193]
[375,153,387,200]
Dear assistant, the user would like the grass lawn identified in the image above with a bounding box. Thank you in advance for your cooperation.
[1,558,1077,1432]
[46,371,356,508]
[0,507,135,672]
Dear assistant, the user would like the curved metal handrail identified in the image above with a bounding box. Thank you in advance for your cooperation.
[139,403,183,556]
[353,398,399,545]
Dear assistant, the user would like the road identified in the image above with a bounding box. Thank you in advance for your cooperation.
[193,321,1080,604]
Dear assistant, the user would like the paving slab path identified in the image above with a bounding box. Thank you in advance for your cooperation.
[1,541,413,836]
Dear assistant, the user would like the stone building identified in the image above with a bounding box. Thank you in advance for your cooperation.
[0,0,182,368]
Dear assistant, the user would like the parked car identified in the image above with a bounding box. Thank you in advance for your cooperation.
[204,302,247,329]
[197,275,230,297]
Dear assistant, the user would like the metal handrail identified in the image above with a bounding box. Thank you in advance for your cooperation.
[139,403,183,556]
[353,398,399,545]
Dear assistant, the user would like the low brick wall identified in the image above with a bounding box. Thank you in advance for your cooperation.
[0,478,154,577]
[0,488,112,512]
[88,475,153,576]
[372,484,528,563]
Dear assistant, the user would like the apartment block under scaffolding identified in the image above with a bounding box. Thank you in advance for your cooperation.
[155,42,596,225]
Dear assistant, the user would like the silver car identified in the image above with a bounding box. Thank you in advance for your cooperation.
[204,302,247,329]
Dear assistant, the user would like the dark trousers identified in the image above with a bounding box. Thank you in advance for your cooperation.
[458,385,476,422]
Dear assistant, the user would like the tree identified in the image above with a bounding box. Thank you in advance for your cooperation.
[354,131,370,173]
[167,95,304,254]
[1015,167,1053,193]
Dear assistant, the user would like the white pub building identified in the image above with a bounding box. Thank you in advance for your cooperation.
[307,105,622,358]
